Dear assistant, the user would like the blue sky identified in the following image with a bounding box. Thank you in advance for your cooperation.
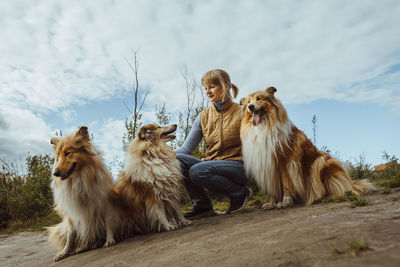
[0,0,399,176]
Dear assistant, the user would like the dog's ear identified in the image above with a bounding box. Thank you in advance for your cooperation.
[76,126,90,140]
[138,128,151,141]
[50,137,60,150]
[240,97,246,106]
[265,86,277,96]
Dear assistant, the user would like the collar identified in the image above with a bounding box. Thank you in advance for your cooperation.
[212,98,233,113]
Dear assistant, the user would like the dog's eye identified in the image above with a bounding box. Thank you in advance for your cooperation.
[64,151,70,156]
[256,97,261,101]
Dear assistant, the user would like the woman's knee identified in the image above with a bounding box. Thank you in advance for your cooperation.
[189,164,211,185]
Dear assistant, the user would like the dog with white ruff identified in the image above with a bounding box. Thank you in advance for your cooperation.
[48,126,120,261]
[240,87,375,209]
[114,123,191,235]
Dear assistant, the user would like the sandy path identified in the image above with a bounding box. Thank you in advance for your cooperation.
[1,189,400,267]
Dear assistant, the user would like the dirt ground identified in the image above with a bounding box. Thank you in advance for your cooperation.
[1,189,400,267]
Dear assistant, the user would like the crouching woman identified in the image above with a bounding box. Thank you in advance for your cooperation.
[175,69,251,219]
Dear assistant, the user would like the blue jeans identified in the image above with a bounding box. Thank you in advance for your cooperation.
[176,153,250,208]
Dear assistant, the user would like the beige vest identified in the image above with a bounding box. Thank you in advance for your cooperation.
[200,99,243,162]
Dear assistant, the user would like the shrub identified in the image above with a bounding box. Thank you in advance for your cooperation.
[372,152,400,188]
[2,154,54,223]
[347,155,373,180]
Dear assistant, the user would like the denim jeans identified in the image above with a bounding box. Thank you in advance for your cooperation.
[176,153,250,208]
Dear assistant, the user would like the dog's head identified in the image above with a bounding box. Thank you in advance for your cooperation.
[50,126,93,181]
[241,87,287,127]
[137,124,177,143]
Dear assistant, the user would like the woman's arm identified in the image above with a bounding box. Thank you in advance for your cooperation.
[174,115,203,155]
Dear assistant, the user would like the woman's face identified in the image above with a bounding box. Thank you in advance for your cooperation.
[204,83,223,102]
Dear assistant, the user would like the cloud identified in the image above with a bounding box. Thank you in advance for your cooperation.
[1,0,399,114]
[0,106,53,163]
[1,0,399,170]
[89,118,126,178]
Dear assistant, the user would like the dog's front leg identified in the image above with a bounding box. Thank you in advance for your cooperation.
[171,200,192,227]
[276,167,295,209]
[54,224,75,262]
[103,209,117,248]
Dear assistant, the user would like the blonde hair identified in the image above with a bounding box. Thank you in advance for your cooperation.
[201,69,239,101]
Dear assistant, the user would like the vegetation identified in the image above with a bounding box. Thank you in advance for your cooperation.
[348,237,370,255]
[331,237,369,256]
[321,191,373,208]
[347,152,400,189]
[0,154,60,233]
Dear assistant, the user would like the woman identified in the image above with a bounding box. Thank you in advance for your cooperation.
[175,69,251,219]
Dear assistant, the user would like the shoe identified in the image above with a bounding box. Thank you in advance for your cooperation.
[184,206,215,219]
[226,188,252,214]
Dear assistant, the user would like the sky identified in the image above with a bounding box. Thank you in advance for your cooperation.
[0,0,399,177]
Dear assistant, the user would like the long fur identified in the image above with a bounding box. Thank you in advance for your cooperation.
[240,87,375,209]
[48,127,120,261]
[114,124,191,235]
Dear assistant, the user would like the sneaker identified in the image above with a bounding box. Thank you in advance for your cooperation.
[184,206,215,219]
[226,188,252,214]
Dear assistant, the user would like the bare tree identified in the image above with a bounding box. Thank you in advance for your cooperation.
[122,50,149,150]
[155,102,170,126]
[312,114,317,145]
[177,65,197,143]
[176,66,208,157]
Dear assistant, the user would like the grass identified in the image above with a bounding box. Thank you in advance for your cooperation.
[331,237,370,256]
[180,191,269,214]
[0,210,61,234]
[380,188,391,195]
[388,196,400,202]
[331,244,344,255]
[348,237,369,255]
[321,191,373,208]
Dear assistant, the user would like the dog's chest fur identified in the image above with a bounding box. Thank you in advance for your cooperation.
[242,120,293,197]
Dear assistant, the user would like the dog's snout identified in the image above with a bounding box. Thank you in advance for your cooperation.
[248,104,255,111]
[172,124,177,128]
[53,169,61,177]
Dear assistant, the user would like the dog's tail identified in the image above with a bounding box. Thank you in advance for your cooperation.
[320,158,377,199]
[352,179,377,194]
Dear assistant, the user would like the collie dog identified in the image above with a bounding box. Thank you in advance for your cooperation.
[240,87,374,209]
[48,126,120,261]
[114,124,191,235]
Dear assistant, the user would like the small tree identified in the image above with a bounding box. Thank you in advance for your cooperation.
[312,114,317,145]
[155,102,170,126]
[7,154,54,222]
[176,66,207,158]
[122,50,148,150]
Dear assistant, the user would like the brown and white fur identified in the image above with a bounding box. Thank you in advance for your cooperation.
[114,124,191,235]
[48,126,120,261]
[240,87,374,209]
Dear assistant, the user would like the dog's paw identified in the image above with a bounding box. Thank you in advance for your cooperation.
[103,239,116,248]
[74,246,86,254]
[163,224,178,231]
[54,252,68,262]
[262,202,275,210]
[180,218,192,226]
[282,196,294,207]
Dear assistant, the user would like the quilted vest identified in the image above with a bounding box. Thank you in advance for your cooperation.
[200,99,243,162]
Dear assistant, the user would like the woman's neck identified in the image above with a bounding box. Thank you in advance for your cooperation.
[213,98,229,112]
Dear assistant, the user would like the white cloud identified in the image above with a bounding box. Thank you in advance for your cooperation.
[90,118,126,178]
[0,106,53,163]
[1,0,399,168]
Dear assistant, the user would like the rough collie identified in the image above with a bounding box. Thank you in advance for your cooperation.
[114,124,191,235]
[240,87,374,209]
[48,126,120,261]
